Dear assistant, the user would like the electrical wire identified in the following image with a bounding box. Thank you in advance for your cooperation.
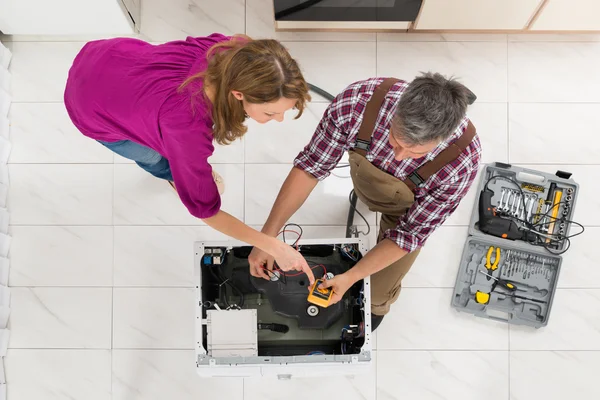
[348,190,371,236]
[280,223,303,248]
[484,174,584,255]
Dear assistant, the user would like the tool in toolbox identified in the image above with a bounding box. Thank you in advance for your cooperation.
[485,246,500,271]
[478,270,517,292]
[478,188,537,241]
[307,278,333,307]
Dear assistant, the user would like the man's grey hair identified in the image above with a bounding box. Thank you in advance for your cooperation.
[391,72,471,146]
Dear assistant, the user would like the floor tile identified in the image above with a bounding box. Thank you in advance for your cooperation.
[377,41,508,102]
[9,226,113,286]
[245,164,376,226]
[509,289,600,350]
[140,0,245,42]
[113,288,194,349]
[468,102,508,163]
[245,103,327,163]
[508,42,600,102]
[378,33,508,42]
[7,41,85,102]
[208,137,245,164]
[515,164,599,226]
[509,103,600,164]
[8,102,113,163]
[282,42,377,101]
[377,288,508,350]
[558,227,600,288]
[8,164,113,225]
[114,163,244,225]
[244,353,376,400]
[377,350,508,400]
[114,226,227,287]
[246,0,376,42]
[510,351,600,400]
[405,226,468,288]
[113,350,243,400]
[9,288,112,349]
[5,349,111,400]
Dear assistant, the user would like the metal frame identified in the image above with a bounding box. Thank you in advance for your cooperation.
[195,238,372,377]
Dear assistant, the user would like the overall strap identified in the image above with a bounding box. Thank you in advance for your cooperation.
[403,121,477,191]
[353,78,400,157]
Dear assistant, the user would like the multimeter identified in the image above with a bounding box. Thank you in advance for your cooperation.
[307,279,333,308]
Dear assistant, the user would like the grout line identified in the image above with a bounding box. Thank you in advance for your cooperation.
[508,333,511,400]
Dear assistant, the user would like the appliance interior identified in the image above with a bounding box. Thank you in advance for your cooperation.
[199,241,369,358]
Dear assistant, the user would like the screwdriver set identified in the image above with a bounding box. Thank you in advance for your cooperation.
[452,163,580,328]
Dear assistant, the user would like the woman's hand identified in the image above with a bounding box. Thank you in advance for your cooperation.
[272,242,315,286]
[248,247,275,281]
[248,242,315,286]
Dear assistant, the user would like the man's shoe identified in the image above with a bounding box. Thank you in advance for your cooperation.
[371,314,384,331]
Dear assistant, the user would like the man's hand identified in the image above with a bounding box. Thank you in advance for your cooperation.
[248,247,275,281]
[319,272,356,305]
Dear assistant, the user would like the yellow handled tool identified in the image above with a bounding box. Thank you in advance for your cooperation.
[476,291,490,304]
[546,189,563,243]
[486,246,500,271]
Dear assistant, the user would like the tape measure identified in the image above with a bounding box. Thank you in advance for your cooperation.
[307,279,333,308]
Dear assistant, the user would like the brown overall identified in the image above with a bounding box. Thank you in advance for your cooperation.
[348,78,477,316]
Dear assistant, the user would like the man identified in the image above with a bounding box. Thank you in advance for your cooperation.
[248,72,482,331]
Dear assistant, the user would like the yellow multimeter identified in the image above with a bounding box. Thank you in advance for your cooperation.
[307,279,333,308]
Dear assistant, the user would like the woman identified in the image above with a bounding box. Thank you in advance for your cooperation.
[64,33,314,283]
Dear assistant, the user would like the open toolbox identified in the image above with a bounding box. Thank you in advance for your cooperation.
[452,162,580,328]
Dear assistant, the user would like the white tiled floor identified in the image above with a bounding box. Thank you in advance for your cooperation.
[4,1,600,399]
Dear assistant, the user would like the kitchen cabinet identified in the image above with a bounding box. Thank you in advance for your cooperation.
[413,0,542,30]
[531,0,600,31]
[0,0,138,35]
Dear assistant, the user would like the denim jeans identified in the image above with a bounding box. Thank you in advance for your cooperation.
[99,140,173,181]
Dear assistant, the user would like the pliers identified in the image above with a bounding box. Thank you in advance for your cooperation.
[486,246,501,271]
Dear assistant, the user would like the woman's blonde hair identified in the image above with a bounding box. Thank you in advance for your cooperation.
[180,35,310,145]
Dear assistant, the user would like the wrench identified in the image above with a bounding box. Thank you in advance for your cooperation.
[526,195,536,223]
[503,191,513,214]
[498,188,507,212]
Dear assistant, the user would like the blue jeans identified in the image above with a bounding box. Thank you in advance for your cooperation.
[99,140,173,181]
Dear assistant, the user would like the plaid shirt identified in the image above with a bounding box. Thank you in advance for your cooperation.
[294,78,482,252]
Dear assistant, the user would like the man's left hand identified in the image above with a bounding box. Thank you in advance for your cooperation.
[319,272,356,305]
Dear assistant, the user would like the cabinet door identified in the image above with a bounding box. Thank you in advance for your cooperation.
[0,0,135,35]
[414,0,542,30]
[531,0,600,31]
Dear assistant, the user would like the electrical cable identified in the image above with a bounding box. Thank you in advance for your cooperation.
[308,83,335,102]
[283,223,303,247]
[484,174,584,255]
[348,190,371,236]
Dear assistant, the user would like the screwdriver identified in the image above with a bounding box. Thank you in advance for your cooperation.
[478,270,517,292]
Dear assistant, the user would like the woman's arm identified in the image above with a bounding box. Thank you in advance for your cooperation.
[203,210,315,285]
